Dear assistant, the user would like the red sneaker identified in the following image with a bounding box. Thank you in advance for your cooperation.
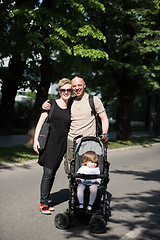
[48,206,54,211]
[39,203,51,215]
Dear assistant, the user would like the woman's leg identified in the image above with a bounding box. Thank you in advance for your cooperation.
[40,166,55,205]
[77,184,85,207]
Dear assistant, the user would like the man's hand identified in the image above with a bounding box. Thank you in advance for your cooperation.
[99,133,109,142]
[42,100,51,110]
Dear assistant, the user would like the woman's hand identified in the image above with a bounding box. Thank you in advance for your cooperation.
[33,139,40,154]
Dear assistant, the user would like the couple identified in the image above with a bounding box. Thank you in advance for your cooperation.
[33,75,109,214]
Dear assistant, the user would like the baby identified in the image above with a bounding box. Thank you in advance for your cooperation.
[76,150,101,211]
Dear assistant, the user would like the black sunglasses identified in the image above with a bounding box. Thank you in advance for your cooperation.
[60,88,72,93]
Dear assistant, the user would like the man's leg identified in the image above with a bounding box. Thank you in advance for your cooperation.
[64,139,74,174]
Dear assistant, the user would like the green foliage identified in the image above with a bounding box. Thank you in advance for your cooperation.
[25,91,36,101]
[1,0,160,139]
[88,0,160,94]
[9,0,107,61]
[77,25,106,42]
[73,44,109,61]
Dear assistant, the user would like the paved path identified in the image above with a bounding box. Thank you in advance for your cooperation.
[0,134,28,147]
[0,144,160,240]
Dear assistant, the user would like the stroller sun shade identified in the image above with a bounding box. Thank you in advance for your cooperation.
[74,137,105,173]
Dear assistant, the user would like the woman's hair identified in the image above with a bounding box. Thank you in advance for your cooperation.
[58,78,71,90]
[82,151,98,164]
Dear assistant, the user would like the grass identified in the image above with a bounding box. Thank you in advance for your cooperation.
[0,136,159,164]
[0,145,38,164]
[107,136,160,149]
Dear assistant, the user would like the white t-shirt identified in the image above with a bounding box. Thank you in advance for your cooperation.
[77,165,101,184]
[68,94,105,141]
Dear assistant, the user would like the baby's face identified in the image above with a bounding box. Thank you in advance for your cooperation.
[86,161,97,168]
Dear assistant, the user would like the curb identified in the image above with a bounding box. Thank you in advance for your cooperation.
[0,143,160,169]
[108,142,160,152]
[0,159,38,169]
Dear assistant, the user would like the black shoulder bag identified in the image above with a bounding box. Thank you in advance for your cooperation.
[38,100,55,150]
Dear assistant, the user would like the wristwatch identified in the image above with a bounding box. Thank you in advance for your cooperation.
[102,133,108,136]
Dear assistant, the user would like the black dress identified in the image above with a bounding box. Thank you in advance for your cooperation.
[38,99,71,171]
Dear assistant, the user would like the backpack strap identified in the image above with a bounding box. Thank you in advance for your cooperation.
[89,95,97,116]
[89,95,102,137]
[68,95,95,114]
[67,96,76,109]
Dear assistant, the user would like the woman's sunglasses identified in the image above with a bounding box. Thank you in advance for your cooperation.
[60,88,72,93]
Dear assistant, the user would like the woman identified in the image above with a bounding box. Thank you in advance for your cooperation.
[33,78,72,215]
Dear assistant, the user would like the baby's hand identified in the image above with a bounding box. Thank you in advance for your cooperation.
[76,179,82,184]
[93,181,99,184]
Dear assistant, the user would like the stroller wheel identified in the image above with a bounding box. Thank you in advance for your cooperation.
[89,215,106,234]
[54,213,70,229]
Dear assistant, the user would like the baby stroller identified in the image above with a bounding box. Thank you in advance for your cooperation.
[54,135,111,234]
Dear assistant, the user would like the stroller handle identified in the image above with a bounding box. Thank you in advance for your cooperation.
[73,135,83,159]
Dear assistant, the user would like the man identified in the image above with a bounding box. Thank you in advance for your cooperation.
[42,75,109,173]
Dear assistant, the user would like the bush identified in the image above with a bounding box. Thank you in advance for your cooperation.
[14,102,34,129]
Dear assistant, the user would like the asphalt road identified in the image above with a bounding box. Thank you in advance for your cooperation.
[0,144,160,240]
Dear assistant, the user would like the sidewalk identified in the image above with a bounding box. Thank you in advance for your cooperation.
[0,134,28,147]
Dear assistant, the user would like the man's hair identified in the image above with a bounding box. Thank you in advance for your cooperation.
[58,78,71,89]
[82,151,98,164]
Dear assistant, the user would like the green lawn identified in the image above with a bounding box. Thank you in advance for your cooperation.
[0,145,38,164]
[108,136,160,149]
[0,136,159,164]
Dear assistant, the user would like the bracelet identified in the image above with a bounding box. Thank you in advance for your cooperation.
[102,133,108,136]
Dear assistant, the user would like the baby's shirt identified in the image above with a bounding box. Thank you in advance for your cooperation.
[77,165,101,184]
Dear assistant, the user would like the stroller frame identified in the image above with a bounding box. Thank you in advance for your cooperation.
[54,135,111,234]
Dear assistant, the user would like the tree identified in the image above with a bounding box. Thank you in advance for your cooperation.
[26,0,110,145]
[0,0,39,132]
[85,0,160,140]
[0,0,109,143]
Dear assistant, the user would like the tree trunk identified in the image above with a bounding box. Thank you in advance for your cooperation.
[116,95,134,140]
[115,73,138,140]
[0,55,25,132]
[27,55,52,146]
[154,93,160,137]
[27,0,53,146]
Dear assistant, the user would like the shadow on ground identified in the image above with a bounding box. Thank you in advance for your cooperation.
[53,169,160,239]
